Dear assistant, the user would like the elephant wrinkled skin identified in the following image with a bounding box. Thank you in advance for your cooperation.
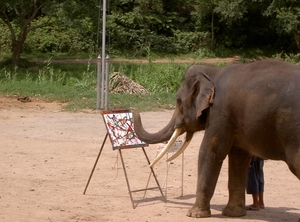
[133,60,300,218]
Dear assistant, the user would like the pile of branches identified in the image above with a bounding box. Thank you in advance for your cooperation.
[109,72,149,94]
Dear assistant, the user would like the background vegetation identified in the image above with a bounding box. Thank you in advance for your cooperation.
[1,0,300,111]
[1,0,300,63]
[0,59,189,111]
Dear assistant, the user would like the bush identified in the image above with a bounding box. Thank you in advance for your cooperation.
[24,15,95,54]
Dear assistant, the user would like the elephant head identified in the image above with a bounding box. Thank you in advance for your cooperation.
[133,65,217,166]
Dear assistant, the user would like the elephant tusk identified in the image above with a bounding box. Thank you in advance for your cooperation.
[166,139,191,162]
[149,128,182,167]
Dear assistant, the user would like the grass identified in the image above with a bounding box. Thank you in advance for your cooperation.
[0,80,176,112]
[0,58,184,111]
[63,92,176,112]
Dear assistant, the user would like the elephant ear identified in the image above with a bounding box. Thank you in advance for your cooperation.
[194,72,214,118]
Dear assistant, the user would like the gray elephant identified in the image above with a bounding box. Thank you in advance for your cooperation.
[132,60,300,218]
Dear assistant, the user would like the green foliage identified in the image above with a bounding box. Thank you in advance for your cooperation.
[265,3,300,51]
[0,59,184,111]
[275,8,299,33]
[0,0,67,65]
[215,0,248,25]
[110,60,187,93]
[193,47,216,59]
[100,92,176,111]
[0,22,11,52]
[25,11,95,54]
[214,0,300,51]
[272,52,300,65]
[1,0,300,63]
[107,10,204,55]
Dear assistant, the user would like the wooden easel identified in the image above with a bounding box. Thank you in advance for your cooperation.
[83,109,165,209]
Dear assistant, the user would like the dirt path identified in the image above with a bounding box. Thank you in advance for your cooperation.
[0,95,299,222]
[29,57,241,65]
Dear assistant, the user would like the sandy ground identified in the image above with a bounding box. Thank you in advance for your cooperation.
[0,95,299,222]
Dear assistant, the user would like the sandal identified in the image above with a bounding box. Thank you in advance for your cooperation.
[246,205,260,211]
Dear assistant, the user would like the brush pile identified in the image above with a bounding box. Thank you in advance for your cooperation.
[109,72,149,94]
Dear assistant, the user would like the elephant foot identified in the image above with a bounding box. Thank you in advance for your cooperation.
[222,203,246,217]
[186,205,211,218]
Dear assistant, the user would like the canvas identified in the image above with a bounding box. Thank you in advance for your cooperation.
[102,109,148,149]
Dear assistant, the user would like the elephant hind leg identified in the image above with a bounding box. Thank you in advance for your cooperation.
[222,147,251,217]
[285,149,300,180]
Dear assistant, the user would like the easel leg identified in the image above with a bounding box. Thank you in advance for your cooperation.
[83,133,108,195]
[181,152,184,197]
[142,147,165,201]
[118,149,136,209]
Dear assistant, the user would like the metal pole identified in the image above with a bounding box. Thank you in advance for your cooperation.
[96,0,101,53]
[96,55,101,110]
[105,55,110,109]
[101,0,107,109]
[101,60,105,109]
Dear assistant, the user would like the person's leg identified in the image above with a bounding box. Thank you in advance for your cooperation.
[257,158,265,209]
[258,191,265,209]
[246,157,260,210]
[250,193,260,209]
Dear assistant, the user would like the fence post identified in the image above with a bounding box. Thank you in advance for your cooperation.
[96,54,110,110]
[105,55,110,110]
[96,55,101,110]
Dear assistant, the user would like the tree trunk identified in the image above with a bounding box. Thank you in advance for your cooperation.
[293,30,300,52]
[11,40,22,66]
[11,28,27,66]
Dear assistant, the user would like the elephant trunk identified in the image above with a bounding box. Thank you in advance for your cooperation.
[132,109,176,144]
[132,109,192,166]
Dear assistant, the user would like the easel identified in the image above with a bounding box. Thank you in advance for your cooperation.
[145,141,184,200]
[83,109,165,209]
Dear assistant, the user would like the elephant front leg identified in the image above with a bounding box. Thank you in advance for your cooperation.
[222,147,251,217]
[187,146,224,218]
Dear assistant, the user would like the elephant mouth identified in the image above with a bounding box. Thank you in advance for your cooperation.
[149,127,192,167]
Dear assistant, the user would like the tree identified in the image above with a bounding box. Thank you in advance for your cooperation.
[0,0,59,66]
[214,0,300,52]
[108,0,203,54]
[193,0,218,48]
[214,0,273,49]
[264,0,300,51]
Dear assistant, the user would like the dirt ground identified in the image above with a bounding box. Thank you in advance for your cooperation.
[0,95,299,222]
[27,56,245,66]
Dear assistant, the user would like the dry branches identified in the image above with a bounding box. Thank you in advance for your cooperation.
[109,72,148,94]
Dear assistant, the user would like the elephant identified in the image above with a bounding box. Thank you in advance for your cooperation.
[132,59,300,218]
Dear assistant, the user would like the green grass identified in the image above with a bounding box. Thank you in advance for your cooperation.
[0,80,176,111]
[0,58,182,111]
[63,92,176,112]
